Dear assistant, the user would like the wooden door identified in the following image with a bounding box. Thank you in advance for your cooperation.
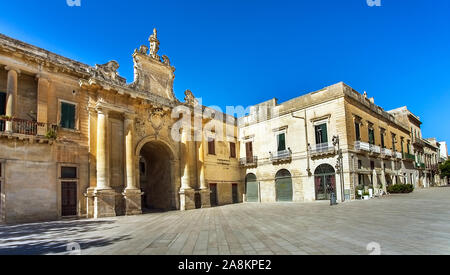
[210,184,218,207]
[232,184,239,204]
[61,182,77,216]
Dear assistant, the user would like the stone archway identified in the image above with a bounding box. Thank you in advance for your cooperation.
[137,139,177,212]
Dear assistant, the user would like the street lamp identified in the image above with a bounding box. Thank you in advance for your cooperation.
[333,135,345,202]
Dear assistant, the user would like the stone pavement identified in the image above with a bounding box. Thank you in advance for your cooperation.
[1,187,449,255]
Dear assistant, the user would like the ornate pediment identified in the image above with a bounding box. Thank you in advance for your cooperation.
[130,29,177,102]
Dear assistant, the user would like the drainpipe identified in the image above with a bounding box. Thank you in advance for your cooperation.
[292,110,311,176]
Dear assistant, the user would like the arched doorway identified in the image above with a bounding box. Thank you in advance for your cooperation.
[275,169,293,202]
[314,164,336,200]
[139,140,176,212]
[245,173,259,202]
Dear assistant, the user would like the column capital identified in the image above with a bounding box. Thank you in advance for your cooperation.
[4,66,21,75]
[123,112,137,121]
[35,74,51,83]
[96,106,109,116]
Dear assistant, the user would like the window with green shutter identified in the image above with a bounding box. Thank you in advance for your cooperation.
[315,124,328,144]
[60,102,76,129]
[368,128,375,145]
[355,122,361,141]
[277,133,286,152]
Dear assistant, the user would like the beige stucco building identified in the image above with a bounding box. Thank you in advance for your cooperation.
[239,83,415,203]
[0,31,444,224]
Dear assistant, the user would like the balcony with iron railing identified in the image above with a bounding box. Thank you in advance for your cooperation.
[239,156,258,167]
[393,151,403,159]
[412,137,426,147]
[310,142,335,157]
[270,149,292,163]
[354,141,371,152]
[0,117,57,139]
[381,148,392,158]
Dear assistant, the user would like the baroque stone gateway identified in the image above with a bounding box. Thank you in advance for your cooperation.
[0,30,446,224]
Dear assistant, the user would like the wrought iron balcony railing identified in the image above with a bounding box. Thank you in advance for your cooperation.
[270,149,292,163]
[310,142,335,156]
[381,148,392,157]
[0,117,57,137]
[239,156,258,167]
[354,141,371,152]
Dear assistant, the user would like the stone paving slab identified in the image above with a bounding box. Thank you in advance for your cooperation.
[0,187,449,255]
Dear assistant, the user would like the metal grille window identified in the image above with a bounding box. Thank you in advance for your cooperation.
[60,102,76,129]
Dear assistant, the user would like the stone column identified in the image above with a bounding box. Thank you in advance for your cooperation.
[122,114,142,215]
[198,133,211,208]
[36,75,50,136]
[94,107,116,218]
[179,126,195,211]
[5,67,19,133]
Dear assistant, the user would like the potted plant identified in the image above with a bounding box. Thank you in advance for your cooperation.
[363,191,370,200]
[356,185,364,200]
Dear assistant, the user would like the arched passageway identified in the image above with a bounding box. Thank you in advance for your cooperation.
[139,141,176,212]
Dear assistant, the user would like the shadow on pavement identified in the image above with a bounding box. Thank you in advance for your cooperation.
[0,220,131,255]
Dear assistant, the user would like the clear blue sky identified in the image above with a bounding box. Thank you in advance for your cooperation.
[0,0,449,143]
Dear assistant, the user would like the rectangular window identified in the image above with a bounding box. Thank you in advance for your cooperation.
[61,167,77,179]
[368,128,375,145]
[401,139,404,154]
[392,134,396,151]
[355,122,361,141]
[370,161,375,170]
[315,124,328,145]
[358,160,362,169]
[245,142,253,160]
[407,141,411,154]
[380,132,385,148]
[229,142,236,158]
[208,138,216,155]
[60,102,76,130]
[277,133,286,152]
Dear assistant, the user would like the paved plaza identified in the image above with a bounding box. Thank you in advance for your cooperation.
[1,187,449,255]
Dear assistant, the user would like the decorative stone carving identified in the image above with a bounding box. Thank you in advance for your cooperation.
[162,55,170,66]
[149,28,160,60]
[149,107,168,137]
[138,45,148,55]
[134,106,169,139]
[93,61,126,85]
[184,89,199,106]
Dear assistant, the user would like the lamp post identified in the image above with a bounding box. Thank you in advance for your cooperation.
[333,135,345,202]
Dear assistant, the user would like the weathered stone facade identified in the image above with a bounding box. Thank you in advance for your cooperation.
[0,31,444,224]
[0,32,242,224]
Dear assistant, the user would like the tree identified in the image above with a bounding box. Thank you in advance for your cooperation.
[439,159,450,178]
